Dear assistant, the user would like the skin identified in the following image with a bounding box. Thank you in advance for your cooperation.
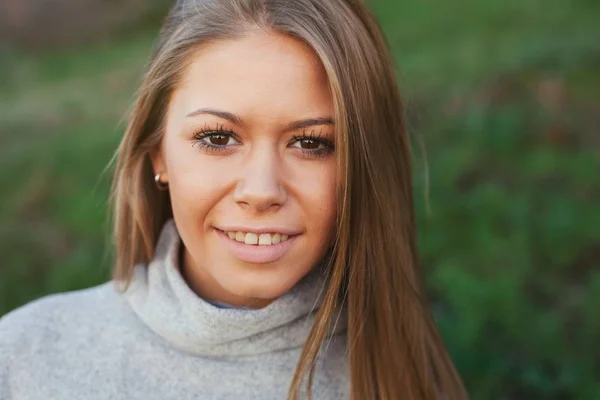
[151,30,337,308]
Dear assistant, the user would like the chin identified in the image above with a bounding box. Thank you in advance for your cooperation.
[216,262,309,302]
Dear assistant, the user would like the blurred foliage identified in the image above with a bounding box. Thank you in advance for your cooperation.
[0,0,599,398]
[1,0,171,48]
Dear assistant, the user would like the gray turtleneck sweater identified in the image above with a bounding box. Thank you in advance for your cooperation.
[0,220,349,399]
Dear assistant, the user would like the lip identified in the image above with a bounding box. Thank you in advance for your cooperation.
[216,226,302,236]
[214,228,298,264]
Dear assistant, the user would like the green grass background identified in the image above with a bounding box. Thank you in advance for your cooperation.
[1,0,599,398]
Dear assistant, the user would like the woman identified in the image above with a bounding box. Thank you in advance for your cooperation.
[0,0,468,399]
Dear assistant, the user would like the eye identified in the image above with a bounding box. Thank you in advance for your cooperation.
[291,138,324,150]
[192,124,240,153]
[204,133,236,146]
[289,131,335,159]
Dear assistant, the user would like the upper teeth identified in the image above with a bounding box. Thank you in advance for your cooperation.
[226,231,289,246]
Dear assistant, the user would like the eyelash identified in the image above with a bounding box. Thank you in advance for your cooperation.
[192,124,237,154]
[191,124,335,159]
[291,130,335,159]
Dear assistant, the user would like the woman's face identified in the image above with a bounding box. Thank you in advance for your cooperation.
[151,31,337,308]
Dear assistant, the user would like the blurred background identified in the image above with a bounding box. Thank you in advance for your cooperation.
[0,0,598,398]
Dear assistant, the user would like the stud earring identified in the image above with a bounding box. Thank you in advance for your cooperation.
[154,172,169,191]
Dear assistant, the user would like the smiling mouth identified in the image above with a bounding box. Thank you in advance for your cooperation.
[215,228,298,264]
[223,230,290,246]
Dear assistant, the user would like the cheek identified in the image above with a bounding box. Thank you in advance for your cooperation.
[163,139,231,223]
[301,163,337,235]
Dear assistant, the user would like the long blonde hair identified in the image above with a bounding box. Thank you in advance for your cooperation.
[110,0,468,398]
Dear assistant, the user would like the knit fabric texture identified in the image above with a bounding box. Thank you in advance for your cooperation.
[0,219,349,399]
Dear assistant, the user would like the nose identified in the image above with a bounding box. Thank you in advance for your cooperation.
[233,145,287,213]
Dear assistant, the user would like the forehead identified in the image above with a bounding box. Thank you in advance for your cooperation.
[170,31,333,124]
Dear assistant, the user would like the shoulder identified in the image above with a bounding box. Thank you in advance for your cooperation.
[0,282,125,357]
[0,283,139,397]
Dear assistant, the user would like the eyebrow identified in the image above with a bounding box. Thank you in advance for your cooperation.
[186,107,334,131]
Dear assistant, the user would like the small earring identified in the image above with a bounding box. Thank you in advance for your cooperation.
[154,172,169,191]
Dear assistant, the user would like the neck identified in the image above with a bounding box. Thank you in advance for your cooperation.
[122,219,346,357]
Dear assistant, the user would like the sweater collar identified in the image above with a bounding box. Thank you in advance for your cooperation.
[122,219,346,357]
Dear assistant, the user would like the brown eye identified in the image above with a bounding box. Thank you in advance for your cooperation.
[299,138,320,150]
[209,134,230,146]
[289,135,335,158]
[193,130,239,151]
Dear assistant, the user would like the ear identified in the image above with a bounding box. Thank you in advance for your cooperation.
[149,147,168,182]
